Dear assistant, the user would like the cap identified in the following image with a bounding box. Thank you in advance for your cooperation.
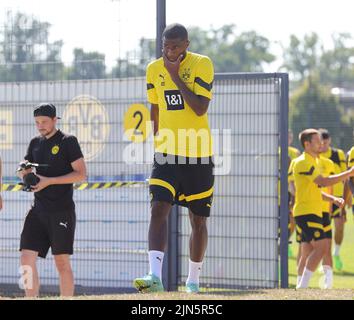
[33,103,61,119]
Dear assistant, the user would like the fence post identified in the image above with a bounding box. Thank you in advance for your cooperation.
[279,73,289,288]
[156,0,166,59]
[162,205,179,291]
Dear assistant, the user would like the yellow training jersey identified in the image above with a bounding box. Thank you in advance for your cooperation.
[293,152,323,217]
[277,147,300,204]
[287,158,296,207]
[320,147,346,197]
[348,147,354,169]
[289,146,301,161]
[288,158,296,184]
[319,156,335,213]
[348,147,354,205]
[146,51,214,158]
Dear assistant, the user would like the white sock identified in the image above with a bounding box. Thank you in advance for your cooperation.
[297,275,302,287]
[333,244,341,256]
[186,259,203,285]
[322,265,333,289]
[297,268,313,289]
[318,265,324,273]
[148,250,164,280]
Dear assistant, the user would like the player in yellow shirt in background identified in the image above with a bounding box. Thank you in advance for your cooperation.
[319,129,347,271]
[292,129,353,289]
[289,139,336,288]
[287,130,301,257]
[288,158,300,264]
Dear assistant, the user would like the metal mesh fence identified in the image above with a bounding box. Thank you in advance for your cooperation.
[0,78,152,294]
[178,74,286,289]
[0,0,291,296]
[0,74,288,295]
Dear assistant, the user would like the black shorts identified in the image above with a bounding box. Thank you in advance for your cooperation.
[332,203,341,218]
[149,153,214,217]
[322,212,332,239]
[20,207,76,258]
[294,214,326,243]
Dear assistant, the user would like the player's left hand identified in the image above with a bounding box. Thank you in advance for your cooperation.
[333,197,345,209]
[31,174,51,192]
[163,53,183,80]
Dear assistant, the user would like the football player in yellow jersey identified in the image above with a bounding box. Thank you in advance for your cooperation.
[289,147,336,288]
[292,129,353,289]
[318,129,347,271]
[133,24,214,294]
[348,146,354,172]
[288,158,298,256]
[287,130,301,257]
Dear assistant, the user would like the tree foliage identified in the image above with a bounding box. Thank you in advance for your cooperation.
[0,12,64,81]
[290,76,353,151]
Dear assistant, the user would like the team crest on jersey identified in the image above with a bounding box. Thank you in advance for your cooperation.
[182,68,191,82]
[159,74,165,86]
[314,231,320,238]
[51,145,60,155]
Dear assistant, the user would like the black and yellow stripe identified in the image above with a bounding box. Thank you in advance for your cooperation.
[149,178,213,202]
[147,83,155,90]
[1,181,147,192]
[1,184,24,192]
[178,187,214,202]
[194,77,213,91]
[149,178,176,197]
[298,166,315,176]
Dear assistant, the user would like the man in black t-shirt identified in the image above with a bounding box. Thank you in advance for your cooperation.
[18,103,86,297]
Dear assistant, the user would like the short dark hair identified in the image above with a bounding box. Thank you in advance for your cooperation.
[33,103,61,119]
[318,128,330,140]
[299,129,320,148]
[162,23,188,41]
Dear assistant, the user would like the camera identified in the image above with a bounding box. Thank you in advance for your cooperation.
[17,161,48,192]
[22,173,40,191]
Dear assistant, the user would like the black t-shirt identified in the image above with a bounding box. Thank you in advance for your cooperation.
[25,130,84,212]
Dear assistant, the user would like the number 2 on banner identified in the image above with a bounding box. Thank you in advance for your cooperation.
[123,104,152,143]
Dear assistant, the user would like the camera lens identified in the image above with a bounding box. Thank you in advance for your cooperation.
[23,173,40,186]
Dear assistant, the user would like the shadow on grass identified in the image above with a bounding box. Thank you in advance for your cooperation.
[200,289,267,297]
[333,270,354,277]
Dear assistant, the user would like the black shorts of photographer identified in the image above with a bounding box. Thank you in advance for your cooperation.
[18,103,86,297]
